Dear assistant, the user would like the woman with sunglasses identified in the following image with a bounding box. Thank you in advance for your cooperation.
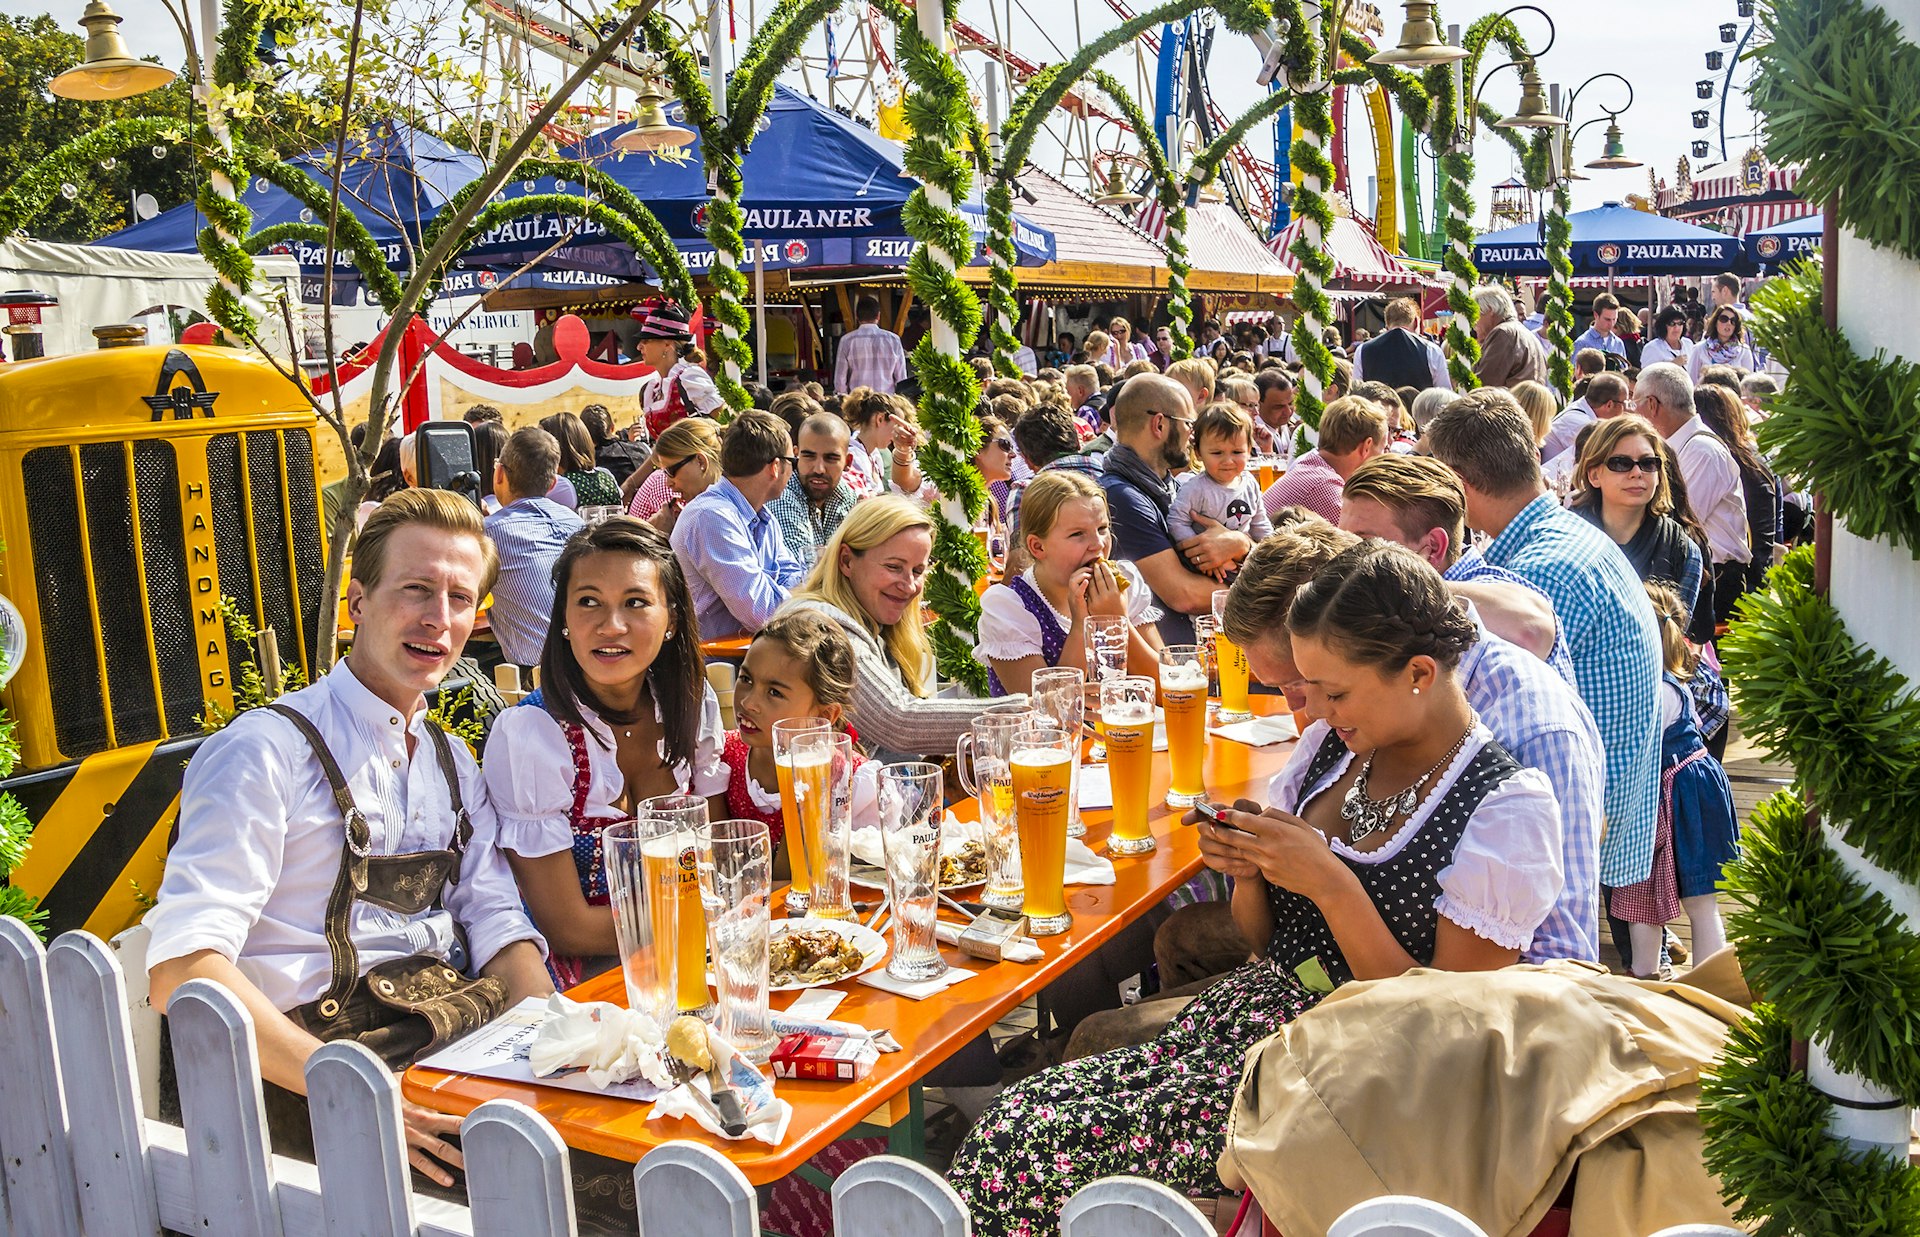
[1568,415,1706,625]
[622,416,720,535]
[972,414,1017,568]
[1687,307,1756,383]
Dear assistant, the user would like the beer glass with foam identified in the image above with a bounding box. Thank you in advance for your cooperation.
[601,819,675,1028]
[696,819,776,1062]
[1031,666,1088,839]
[771,717,831,915]
[1011,723,1075,935]
[1211,588,1251,723]
[955,705,1034,911]
[788,730,855,920]
[636,795,712,1014]
[1102,676,1158,854]
[1159,644,1209,807]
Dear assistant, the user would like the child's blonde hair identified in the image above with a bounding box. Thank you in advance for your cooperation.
[1644,581,1697,679]
[1019,470,1106,544]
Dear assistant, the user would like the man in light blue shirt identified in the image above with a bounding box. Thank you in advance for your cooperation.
[482,426,583,666]
[670,410,806,639]
[1426,389,1661,898]
[1571,291,1629,366]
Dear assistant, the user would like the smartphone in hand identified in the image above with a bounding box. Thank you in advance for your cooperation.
[1193,800,1255,835]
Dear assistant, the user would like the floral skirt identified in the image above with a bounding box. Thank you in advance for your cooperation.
[948,958,1320,1237]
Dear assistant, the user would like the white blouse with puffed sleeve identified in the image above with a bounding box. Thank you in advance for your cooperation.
[977,563,1161,664]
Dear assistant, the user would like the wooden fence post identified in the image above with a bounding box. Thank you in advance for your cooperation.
[306,1040,418,1236]
[46,930,163,1237]
[1058,1177,1213,1237]
[633,1142,758,1237]
[462,1099,576,1237]
[167,977,286,1237]
[1327,1196,1490,1237]
[0,917,83,1235]
[832,1155,970,1236]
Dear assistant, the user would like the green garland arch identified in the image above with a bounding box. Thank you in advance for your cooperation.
[1081,69,1187,365]
[245,153,407,312]
[1543,182,1574,400]
[0,118,181,237]
[1748,0,1920,267]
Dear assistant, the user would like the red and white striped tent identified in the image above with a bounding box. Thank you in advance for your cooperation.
[1267,211,1429,290]
[1658,159,1815,237]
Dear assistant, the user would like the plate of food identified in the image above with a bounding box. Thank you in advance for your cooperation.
[766,918,888,991]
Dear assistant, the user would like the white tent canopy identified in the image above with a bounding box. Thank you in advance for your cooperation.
[0,238,301,360]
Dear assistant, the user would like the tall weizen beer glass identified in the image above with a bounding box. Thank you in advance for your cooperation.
[696,819,776,1062]
[877,762,947,981]
[1102,676,1158,855]
[1159,644,1209,807]
[1011,723,1075,935]
[772,717,831,915]
[955,706,1034,911]
[1084,614,1129,763]
[1212,588,1250,723]
[601,820,675,1028]
[637,795,710,1014]
[789,730,855,920]
[1031,666,1088,839]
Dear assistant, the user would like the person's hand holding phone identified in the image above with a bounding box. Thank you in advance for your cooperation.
[1189,799,1345,900]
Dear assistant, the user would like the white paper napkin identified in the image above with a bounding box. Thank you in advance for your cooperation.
[650,1035,792,1145]
[527,995,677,1090]
[1209,713,1300,748]
[856,964,979,1000]
[1065,837,1115,885]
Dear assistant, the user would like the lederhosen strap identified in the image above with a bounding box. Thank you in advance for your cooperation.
[264,703,472,1020]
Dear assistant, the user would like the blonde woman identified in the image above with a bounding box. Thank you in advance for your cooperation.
[1165,355,1218,415]
[777,496,1015,761]
[1080,329,1111,367]
[622,416,721,535]
[1509,380,1559,452]
[1102,317,1152,368]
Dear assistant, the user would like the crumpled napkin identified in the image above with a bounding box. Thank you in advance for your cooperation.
[526,994,676,1090]
[933,920,1043,963]
[851,812,981,869]
[1209,712,1299,747]
[650,1027,793,1145]
[1065,836,1115,886]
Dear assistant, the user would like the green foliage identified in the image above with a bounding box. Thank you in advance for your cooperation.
[427,683,489,751]
[1543,184,1575,401]
[1702,1006,1920,1237]
[1750,0,1920,265]
[197,595,306,732]
[1745,262,1920,557]
[1721,546,1920,884]
[1722,791,1920,1105]
[0,605,39,935]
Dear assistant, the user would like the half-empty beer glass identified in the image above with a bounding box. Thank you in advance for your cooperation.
[602,819,675,1029]
[1212,589,1250,723]
[637,795,710,1015]
[1031,666,1088,839]
[772,717,832,915]
[788,730,855,920]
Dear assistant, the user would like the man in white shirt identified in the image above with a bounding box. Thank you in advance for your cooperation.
[1636,362,1750,571]
[834,295,909,394]
[1540,371,1629,466]
[147,489,550,1181]
[1353,297,1452,394]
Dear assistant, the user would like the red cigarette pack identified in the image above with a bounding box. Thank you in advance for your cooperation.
[770,1032,878,1081]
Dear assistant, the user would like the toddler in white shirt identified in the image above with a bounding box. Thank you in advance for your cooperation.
[1170,402,1271,578]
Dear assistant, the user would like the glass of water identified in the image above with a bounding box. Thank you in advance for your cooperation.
[695,819,776,1063]
[1084,615,1129,762]
[1031,666,1088,838]
[877,763,947,982]
[602,820,676,1029]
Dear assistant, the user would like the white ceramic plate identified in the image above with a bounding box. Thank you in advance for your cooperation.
[765,917,889,992]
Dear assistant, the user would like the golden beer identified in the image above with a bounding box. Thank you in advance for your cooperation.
[1215,631,1250,722]
[1160,657,1209,807]
[1011,746,1073,934]
[1256,461,1277,490]
[1103,699,1156,853]
[787,746,850,917]
[776,757,811,896]
[642,836,709,1012]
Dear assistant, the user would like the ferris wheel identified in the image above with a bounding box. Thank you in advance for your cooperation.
[1694,0,1764,167]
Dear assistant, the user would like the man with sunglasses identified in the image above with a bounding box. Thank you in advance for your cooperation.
[670,410,806,638]
[1100,373,1252,643]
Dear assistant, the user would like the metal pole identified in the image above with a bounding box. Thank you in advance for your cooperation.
[916,0,958,360]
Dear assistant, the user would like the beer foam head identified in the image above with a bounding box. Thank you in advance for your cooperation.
[1160,664,1207,692]
[641,835,686,860]
[789,745,833,770]
[1102,700,1154,726]
[1012,746,1070,769]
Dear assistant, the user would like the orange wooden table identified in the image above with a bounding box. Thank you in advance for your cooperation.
[698,634,754,662]
[403,697,1295,1182]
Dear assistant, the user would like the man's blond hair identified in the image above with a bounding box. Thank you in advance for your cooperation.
[1384,297,1420,329]
[353,487,500,596]
[1317,395,1390,456]
[1220,518,1359,647]
[1340,455,1468,567]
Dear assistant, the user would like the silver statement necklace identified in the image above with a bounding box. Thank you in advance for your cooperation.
[1340,722,1475,845]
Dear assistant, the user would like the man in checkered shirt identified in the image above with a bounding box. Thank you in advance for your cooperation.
[833,295,908,394]
[1425,389,1662,943]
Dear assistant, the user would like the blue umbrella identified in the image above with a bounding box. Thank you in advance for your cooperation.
[1744,213,1822,266]
[1473,202,1739,276]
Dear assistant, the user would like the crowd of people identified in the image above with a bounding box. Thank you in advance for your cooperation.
[142,277,1792,1234]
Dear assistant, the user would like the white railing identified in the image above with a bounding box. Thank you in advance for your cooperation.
[0,919,1745,1237]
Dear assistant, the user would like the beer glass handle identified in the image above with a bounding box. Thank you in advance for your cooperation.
[954,734,980,798]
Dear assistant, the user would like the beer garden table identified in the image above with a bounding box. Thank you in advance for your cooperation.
[402,696,1298,1184]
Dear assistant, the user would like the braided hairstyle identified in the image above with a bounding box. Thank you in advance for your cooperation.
[1286,541,1478,672]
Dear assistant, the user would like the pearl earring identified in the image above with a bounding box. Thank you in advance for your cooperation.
[561,627,569,637]
[1412,686,1421,696]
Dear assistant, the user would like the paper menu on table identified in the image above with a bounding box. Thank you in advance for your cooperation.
[414,996,669,1102]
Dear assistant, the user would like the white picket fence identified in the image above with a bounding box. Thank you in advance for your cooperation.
[0,919,1745,1237]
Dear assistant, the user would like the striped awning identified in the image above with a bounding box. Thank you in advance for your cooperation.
[1267,212,1426,288]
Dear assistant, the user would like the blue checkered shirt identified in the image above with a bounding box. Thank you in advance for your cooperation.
[766,472,856,573]
[482,497,584,666]
[1458,615,1605,962]
[1481,494,1662,887]
[1445,548,1577,686]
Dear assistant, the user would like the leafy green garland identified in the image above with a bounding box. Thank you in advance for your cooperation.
[892,5,992,695]
[0,118,181,237]
[196,0,271,342]
[1267,0,1333,428]
[1701,1004,1920,1237]
[1722,790,1920,1105]
[441,195,696,311]
[1719,545,1920,886]
[1744,261,1920,558]
[246,153,406,312]
[1083,69,1187,363]
[0,636,44,935]
[1543,182,1574,401]
[1748,0,1920,266]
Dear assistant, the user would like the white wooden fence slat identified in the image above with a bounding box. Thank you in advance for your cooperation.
[461,1100,576,1237]
[306,1040,417,1237]
[1327,1196,1491,1237]
[0,917,83,1236]
[46,931,162,1237]
[109,923,163,1119]
[633,1141,758,1237]
[1058,1177,1213,1237]
[167,977,287,1237]
[832,1155,970,1236]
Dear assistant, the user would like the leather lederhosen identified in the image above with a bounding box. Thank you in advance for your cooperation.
[265,704,510,1071]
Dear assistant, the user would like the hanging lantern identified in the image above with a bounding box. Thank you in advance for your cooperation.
[1368,2,1466,67]
[1495,63,1565,130]
[49,0,177,99]
[1093,162,1143,208]
[1585,121,1642,171]
[1706,50,1724,71]
[612,80,696,153]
